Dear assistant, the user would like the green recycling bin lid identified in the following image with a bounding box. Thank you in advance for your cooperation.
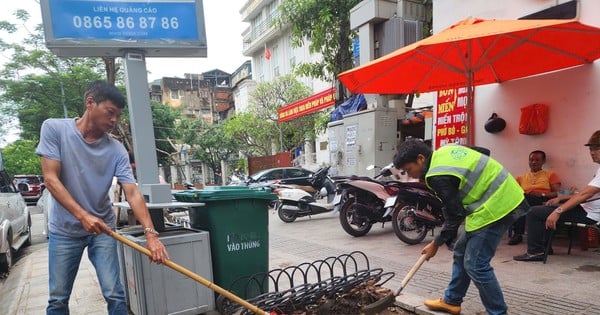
[173,186,276,202]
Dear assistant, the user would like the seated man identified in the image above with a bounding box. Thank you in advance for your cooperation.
[508,150,562,245]
[514,130,600,262]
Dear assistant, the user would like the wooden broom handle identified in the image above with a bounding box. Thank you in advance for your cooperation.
[399,254,428,292]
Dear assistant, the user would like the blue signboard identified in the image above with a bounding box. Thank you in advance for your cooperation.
[49,0,198,40]
[40,0,207,57]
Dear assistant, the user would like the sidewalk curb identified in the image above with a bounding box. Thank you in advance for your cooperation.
[1,253,31,315]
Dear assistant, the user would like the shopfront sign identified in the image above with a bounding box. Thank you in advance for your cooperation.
[40,0,207,57]
[434,87,470,148]
[278,87,336,122]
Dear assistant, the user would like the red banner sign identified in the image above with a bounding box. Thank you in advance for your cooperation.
[278,87,336,122]
[435,87,470,149]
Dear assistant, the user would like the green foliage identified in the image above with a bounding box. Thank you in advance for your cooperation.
[179,118,241,174]
[222,112,273,157]
[2,70,103,140]
[278,0,361,80]
[247,74,318,152]
[150,101,181,165]
[1,139,41,175]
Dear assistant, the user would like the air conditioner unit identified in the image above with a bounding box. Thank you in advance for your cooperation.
[374,17,424,58]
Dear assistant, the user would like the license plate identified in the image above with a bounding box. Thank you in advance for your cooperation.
[384,195,397,208]
[332,194,342,205]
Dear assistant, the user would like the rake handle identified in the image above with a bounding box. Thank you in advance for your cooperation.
[110,231,270,315]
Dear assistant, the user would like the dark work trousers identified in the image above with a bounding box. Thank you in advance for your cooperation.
[511,194,548,236]
[525,205,597,253]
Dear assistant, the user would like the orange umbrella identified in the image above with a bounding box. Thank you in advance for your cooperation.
[337,18,600,143]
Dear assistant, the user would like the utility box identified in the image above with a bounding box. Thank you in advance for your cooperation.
[119,226,214,315]
[340,107,398,177]
[327,120,345,177]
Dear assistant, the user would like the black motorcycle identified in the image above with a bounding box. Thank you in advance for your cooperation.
[389,181,445,245]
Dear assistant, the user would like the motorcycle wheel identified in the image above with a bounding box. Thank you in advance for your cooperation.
[339,198,372,237]
[277,202,297,223]
[392,204,428,245]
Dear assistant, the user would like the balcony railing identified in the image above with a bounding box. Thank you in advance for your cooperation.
[243,11,281,48]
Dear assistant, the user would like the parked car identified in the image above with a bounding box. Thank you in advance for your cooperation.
[37,188,52,239]
[0,155,32,272]
[14,174,45,203]
[243,167,315,189]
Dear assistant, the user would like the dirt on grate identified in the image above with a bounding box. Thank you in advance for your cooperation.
[274,280,415,315]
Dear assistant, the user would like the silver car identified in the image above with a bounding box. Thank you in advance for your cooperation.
[0,157,32,272]
[37,188,52,238]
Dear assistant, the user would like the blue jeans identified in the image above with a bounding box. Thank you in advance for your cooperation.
[443,210,518,315]
[47,232,127,315]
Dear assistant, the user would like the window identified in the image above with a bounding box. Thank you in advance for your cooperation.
[170,89,179,99]
[265,169,283,180]
[286,169,312,178]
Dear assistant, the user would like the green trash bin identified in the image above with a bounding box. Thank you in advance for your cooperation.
[173,186,276,300]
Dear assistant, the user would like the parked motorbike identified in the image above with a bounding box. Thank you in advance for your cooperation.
[388,181,445,245]
[332,163,398,237]
[274,166,336,223]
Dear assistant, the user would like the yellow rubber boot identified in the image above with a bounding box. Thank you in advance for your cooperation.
[424,298,461,315]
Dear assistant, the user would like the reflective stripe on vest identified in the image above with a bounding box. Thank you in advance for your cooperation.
[427,154,489,206]
[426,145,524,231]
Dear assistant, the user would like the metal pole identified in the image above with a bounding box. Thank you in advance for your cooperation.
[60,79,67,118]
[122,50,171,203]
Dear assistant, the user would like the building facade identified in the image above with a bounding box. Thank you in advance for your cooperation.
[149,70,234,124]
[237,0,336,169]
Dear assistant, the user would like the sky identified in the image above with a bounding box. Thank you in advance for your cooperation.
[0,0,250,81]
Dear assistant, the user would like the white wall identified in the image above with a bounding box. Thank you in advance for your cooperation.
[432,0,600,188]
[233,79,257,113]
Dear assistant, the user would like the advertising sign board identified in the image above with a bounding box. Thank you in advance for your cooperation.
[434,87,470,148]
[40,0,207,57]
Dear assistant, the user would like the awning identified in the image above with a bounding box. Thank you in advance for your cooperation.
[278,87,335,122]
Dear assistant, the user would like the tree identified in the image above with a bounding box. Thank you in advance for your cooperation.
[248,75,316,152]
[223,112,274,157]
[278,0,362,82]
[179,118,241,183]
[1,140,41,175]
[150,100,181,166]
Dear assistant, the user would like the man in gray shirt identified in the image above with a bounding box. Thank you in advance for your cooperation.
[37,81,169,314]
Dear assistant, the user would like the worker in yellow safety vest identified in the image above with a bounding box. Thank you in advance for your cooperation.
[393,140,527,315]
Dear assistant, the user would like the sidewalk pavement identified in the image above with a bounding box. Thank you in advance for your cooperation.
[2,210,600,314]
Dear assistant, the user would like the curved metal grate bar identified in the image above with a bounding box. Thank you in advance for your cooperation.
[218,251,395,315]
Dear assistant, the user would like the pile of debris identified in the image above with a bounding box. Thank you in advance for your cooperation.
[277,280,405,315]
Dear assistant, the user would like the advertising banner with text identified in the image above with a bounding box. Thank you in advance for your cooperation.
[435,87,470,149]
[278,87,335,122]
